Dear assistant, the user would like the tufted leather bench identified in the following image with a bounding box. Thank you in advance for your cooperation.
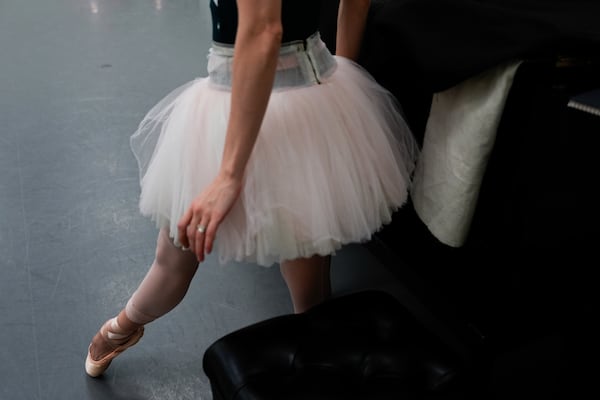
[202,290,472,400]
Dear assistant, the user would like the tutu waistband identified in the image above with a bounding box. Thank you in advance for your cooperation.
[208,32,337,90]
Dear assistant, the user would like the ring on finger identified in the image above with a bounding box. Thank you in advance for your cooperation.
[197,224,206,234]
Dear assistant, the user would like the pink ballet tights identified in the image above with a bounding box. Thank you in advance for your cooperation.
[89,228,332,365]
[125,229,199,325]
[121,227,331,324]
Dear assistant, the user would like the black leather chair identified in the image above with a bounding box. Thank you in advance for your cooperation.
[203,290,476,400]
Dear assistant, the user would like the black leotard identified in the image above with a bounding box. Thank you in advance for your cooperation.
[210,0,323,44]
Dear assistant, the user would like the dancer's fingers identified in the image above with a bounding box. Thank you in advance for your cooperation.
[194,218,209,262]
[177,208,193,248]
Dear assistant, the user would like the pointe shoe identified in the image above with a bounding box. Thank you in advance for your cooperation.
[85,318,144,377]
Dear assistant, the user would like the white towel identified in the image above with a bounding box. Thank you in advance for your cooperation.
[411,60,522,247]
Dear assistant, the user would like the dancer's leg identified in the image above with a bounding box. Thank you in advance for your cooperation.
[88,229,198,362]
[280,255,331,313]
[124,229,199,325]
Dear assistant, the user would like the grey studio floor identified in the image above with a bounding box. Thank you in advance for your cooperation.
[0,1,410,400]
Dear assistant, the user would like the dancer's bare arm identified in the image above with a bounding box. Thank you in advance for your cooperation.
[178,0,282,261]
[336,0,370,61]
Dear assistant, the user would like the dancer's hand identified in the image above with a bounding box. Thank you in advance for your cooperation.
[177,173,242,262]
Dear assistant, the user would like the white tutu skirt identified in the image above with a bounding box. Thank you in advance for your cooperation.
[131,35,419,266]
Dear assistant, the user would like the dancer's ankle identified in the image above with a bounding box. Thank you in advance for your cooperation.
[116,310,143,333]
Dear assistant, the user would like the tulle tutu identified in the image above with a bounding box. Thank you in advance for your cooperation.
[130,35,418,267]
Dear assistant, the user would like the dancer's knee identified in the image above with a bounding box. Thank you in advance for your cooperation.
[155,229,197,273]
